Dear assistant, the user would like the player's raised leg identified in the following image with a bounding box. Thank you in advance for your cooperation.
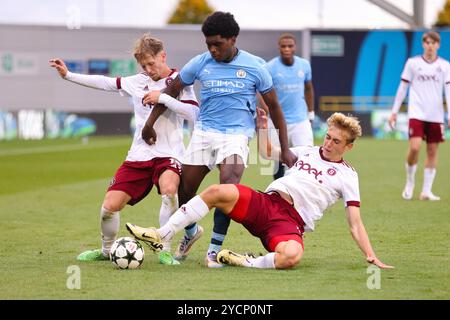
[127,184,239,254]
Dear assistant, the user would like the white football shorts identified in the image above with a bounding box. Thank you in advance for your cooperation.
[183,129,249,169]
[268,118,313,148]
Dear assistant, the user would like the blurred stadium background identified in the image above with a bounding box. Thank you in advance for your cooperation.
[1,0,449,141]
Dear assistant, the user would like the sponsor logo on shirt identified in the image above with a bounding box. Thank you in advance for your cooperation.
[293,160,323,184]
[203,80,245,88]
[202,79,246,93]
[417,74,439,82]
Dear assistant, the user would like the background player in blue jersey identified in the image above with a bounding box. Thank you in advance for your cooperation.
[260,33,315,180]
[140,12,297,267]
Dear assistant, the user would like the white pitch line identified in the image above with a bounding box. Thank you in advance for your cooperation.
[0,140,130,157]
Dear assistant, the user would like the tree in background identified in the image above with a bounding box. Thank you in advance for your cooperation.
[434,0,450,27]
[168,0,214,24]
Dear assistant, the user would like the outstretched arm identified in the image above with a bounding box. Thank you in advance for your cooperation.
[260,89,297,167]
[49,58,117,91]
[141,75,185,144]
[346,206,394,269]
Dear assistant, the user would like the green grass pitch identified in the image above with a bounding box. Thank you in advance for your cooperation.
[0,136,449,299]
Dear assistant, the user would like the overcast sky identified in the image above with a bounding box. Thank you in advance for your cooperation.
[0,0,446,29]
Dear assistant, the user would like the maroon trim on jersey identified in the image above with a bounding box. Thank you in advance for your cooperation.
[421,55,438,64]
[340,160,352,170]
[401,78,410,83]
[319,147,344,163]
[346,201,360,207]
[116,77,122,89]
[181,100,199,107]
[168,68,178,77]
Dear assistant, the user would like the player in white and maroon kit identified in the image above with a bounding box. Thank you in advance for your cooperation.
[50,34,199,265]
[126,112,393,270]
[389,31,450,201]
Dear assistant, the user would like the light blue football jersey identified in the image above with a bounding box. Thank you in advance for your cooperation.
[266,56,312,124]
[180,49,273,137]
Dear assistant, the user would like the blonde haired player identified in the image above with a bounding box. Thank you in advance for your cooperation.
[50,34,199,265]
[389,31,450,201]
[126,111,393,270]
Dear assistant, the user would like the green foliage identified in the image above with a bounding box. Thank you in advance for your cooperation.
[168,0,214,25]
[0,137,449,299]
[435,0,450,27]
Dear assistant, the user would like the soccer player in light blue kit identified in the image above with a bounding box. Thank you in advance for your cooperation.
[261,33,315,180]
[140,12,297,267]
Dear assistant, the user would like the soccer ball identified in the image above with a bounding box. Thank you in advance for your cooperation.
[110,237,145,269]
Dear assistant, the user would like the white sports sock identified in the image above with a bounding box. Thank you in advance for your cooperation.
[247,252,276,269]
[422,168,436,195]
[159,194,179,226]
[158,195,209,242]
[100,206,120,256]
[405,163,417,185]
[159,194,179,251]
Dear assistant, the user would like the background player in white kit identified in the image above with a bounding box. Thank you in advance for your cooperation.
[50,34,199,265]
[259,33,315,180]
[126,111,393,270]
[389,31,450,201]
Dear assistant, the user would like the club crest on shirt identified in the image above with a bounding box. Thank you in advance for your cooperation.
[165,77,173,86]
[298,70,305,78]
[236,69,247,78]
[327,168,337,176]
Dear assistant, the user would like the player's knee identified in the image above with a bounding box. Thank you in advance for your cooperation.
[278,253,302,269]
[277,241,303,269]
[201,184,225,203]
[102,200,122,213]
[160,184,178,196]
[204,184,221,197]
[220,169,244,184]
[102,194,125,212]
[409,145,421,154]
